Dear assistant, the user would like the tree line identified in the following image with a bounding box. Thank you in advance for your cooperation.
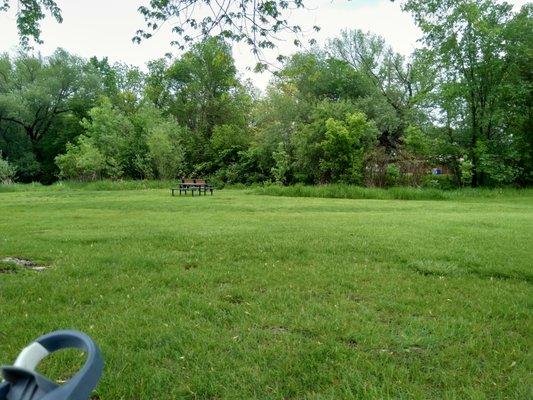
[0,1,531,187]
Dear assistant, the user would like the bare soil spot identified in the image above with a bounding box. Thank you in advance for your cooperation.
[269,326,289,334]
[1,257,47,272]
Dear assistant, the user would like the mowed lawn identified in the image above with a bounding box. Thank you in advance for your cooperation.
[0,188,531,399]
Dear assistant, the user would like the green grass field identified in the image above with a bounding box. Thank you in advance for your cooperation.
[0,186,531,399]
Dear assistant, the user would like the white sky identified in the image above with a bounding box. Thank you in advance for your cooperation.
[0,0,529,90]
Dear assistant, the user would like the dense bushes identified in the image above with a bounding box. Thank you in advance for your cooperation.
[55,137,106,181]
[55,100,187,181]
[2,5,531,187]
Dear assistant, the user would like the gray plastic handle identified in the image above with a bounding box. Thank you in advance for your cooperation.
[0,330,103,400]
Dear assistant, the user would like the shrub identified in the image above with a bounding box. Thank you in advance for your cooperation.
[55,136,106,181]
[0,155,17,184]
[385,164,401,187]
[480,153,522,186]
[147,122,186,180]
[319,112,378,184]
[421,174,456,190]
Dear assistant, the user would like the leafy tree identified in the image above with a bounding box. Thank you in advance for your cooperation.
[277,51,369,102]
[0,0,62,46]
[165,38,249,135]
[125,103,167,179]
[329,29,433,148]
[4,1,531,188]
[495,4,533,185]
[0,50,99,144]
[87,57,146,112]
[460,158,474,186]
[211,125,250,163]
[291,100,377,184]
[144,38,253,175]
[252,51,369,182]
[252,87,310,177]
[384,164,401,187]
[87,57,121,100]
[0,49,101,181]
[402,0,531,186]
[135,0,321,70]
[55,97,189,181]
[78,100,173,180]
[145,58,174,110]
[291,100,350,183]
[0,121,39,181]
[205,124,250,182]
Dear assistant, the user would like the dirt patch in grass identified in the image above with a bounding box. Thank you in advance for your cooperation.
[1,257,47,272]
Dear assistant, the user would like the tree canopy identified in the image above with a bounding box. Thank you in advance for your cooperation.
[1,0,531,188]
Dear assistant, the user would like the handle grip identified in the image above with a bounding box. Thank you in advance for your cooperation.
[1,330,103,400]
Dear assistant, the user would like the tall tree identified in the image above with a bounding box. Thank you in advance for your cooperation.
[0,49,99,144]
[276,51,370,102]
[144,37,253,175]
[163,37,250,136]
[328,29,433,148]
[402,0,531,186]
[0,49,101,181]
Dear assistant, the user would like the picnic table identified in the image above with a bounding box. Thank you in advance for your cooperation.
[171,179,214,196]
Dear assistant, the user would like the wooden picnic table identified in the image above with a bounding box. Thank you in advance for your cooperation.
[171,179,214,196]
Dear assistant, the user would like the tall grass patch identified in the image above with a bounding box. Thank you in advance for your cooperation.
[254,183,533,201]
